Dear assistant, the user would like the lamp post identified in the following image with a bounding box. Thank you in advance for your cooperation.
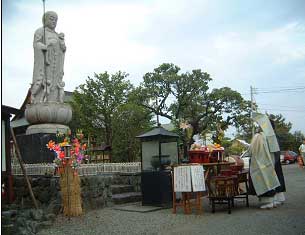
[63,144,71,220]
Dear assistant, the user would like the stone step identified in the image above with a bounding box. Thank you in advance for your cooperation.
[111,185,135,195]
[111,176,130,185]
[112,192,142,204]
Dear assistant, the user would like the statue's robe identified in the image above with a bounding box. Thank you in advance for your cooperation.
[32,27,65,103]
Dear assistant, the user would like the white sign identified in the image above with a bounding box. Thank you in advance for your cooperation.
[190,165,206,192]
[174,166,192,192]
[174,165,206,192]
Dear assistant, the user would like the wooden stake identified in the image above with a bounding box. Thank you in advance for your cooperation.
[10,127,39,209]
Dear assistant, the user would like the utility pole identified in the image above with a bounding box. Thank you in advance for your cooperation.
[250,86,255,138]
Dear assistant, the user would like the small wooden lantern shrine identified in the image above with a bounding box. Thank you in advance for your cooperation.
[136,125,179,206]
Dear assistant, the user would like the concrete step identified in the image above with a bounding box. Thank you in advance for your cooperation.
[112,192,142,204]
[111,175,130,185]
[111,185,135,195]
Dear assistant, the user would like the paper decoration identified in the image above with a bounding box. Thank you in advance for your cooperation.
[190,165,206,192]
[174,166,192,192]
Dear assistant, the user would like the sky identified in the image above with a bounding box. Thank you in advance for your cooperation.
[2,0,305,135]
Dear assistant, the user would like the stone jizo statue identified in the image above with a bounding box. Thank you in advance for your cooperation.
[31,11,66,103]
[25,10,72,135]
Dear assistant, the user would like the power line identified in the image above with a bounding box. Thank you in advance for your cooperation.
[255,85,305,90]
[241,89,305,96]
[257,103,305,109]
[255,88,305,94]
[241,85,305,96]
[257,108,305,113]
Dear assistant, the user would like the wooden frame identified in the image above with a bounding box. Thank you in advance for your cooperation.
[171,164,204,215]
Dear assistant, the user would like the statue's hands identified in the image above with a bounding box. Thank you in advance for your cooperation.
[60,43,66,52]
[48,39,57,46]
[59,33,65,39]
[40,44,48,51]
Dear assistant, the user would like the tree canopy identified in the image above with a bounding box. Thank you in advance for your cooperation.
[68,63,303,161]
[70,72,153,162]
[135,63,251,142]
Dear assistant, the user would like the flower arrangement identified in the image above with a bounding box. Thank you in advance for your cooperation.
[47,130,87,175]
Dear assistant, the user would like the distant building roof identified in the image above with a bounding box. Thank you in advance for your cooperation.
[2,105,22,116]
[90,144,112,151]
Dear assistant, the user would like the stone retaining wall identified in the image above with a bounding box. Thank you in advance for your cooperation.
[12,175,111,213]
[11,173,141,213]
[2,173,141,234]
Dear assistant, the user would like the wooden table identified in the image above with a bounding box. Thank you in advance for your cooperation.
[171,162,235,214]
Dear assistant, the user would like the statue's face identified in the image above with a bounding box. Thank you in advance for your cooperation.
[45,14,57,30]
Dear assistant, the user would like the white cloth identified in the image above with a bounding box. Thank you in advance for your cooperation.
[252,113,280,153]
[249,133,280,196]
[299,144,305,153]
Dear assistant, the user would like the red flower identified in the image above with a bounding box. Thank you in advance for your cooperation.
[59,151,65,159]
[54,145,61,152]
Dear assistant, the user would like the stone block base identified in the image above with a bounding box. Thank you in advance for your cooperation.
[16,133,57,163]
[26,123,70,135]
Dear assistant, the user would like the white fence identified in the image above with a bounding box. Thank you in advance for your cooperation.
[11,162,141,176]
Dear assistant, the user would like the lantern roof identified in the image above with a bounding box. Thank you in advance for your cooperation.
[136,126,179,139]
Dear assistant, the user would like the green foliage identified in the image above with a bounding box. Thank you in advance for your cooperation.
[69,71,153,162]
[112,103,153,162]
[233,112,304,153]
[269,113,304,152]
[70,71,132,144]
[69,64,304,163]
[135,63,251,147]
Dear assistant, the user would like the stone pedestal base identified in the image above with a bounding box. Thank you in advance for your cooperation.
[26,124,70,135]
[16,133,57,163]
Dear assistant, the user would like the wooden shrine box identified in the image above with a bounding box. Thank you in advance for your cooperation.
[90,144,112,163]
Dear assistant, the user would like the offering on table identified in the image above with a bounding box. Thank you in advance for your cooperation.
[189,143,225,163]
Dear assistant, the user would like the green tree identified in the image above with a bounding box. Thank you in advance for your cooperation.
[292,131,305,153]
[71,72,132,144]
[135,63,251,146]
[268,113,302,152]
[112,103,153,162]
[234,101,256,143]
[70,71,153,162]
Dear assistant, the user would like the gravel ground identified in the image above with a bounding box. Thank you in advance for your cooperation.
[38,164,305,235]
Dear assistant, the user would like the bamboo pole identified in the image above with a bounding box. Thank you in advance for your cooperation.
[10,127,39,209]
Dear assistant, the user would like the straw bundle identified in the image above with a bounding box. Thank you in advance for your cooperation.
[60,165,82,216]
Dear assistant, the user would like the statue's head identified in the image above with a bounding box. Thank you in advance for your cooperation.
[42,11,58,30]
